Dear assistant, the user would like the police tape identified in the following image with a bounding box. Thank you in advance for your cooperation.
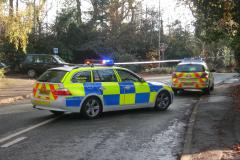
[115,60,181,65]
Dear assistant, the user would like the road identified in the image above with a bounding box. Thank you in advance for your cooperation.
[0,73,238,160]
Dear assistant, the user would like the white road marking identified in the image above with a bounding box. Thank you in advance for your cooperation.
[0,116,59,144]
[1,137,27,148]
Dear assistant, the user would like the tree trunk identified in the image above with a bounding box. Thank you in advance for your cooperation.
[76,0,82,24]
[90,0,99,23]
[9,0,14,16]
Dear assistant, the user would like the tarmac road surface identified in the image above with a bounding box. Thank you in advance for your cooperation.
[0,73,238,160]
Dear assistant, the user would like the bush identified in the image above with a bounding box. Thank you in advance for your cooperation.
[144,67,175,74]
[0,68,5,78]
[114,53,143,72]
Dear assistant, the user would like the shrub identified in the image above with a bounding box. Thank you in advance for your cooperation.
[114,53,142,72]
[0,68,5,78]
[144,67,175,74]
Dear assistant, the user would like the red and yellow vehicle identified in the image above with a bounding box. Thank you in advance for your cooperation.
[172,59,214,94]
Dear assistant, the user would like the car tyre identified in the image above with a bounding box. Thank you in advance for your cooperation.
[27,69,36,78]
[155,91,171,111]
[81,97,102,119]
[203,86,210,95]
[50,110,64,115]
[173,88,178,95]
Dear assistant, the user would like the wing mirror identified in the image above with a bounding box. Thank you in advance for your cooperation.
[140,77,145,82]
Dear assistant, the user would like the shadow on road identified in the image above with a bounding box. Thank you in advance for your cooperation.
[175,90,205,98]
[55,108,174,122]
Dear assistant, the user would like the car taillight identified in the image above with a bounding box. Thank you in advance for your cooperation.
[53,89,71,96]
[33,88,37,93]
[201,72,208,78]
[172,73,177,78]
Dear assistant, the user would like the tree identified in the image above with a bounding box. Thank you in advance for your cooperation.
[179,0,240,67]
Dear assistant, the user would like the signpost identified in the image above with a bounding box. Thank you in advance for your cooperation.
[160,43,168,61]
[53,48,59,55]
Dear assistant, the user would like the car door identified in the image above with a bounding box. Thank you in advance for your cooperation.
[116,69,150,105]
[205,65,214,87]
[93,69,120,106]
[66,70,93,107]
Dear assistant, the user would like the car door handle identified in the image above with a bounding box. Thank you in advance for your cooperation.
[124,86,131,90]
[99,86,106,91]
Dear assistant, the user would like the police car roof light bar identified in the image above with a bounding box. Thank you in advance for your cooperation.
[84,59,114,67]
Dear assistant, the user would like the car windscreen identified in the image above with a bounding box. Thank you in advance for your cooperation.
[38,70,67,83]
[53,55,66,63]
[176,64,205,72]
[0,62,6,67]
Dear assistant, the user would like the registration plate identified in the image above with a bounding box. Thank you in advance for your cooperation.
[33,100,50,106]
[180,78,198,82]
[183,82,194,86]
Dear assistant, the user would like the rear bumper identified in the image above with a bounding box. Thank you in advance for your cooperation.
[33,105,67,112]
[31,96,80,113]
[172,82,209,89]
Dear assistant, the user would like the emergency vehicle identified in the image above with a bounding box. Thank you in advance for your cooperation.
[172,58,214,94]
[31,59,174,119]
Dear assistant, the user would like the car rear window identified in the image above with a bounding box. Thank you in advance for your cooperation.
[176,64,205,72]
[38,70,67,83]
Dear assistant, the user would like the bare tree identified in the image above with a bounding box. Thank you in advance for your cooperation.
[76,0,82,24]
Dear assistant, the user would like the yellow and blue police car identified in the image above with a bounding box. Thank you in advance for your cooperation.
[172,58,214,94]
[31,59,174,119]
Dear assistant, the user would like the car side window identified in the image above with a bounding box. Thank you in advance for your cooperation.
[24,55,33,63]
[44,56,57,64]
[93,69,117,82]
[72,71,91,83]
[33,55,44,63]
[117,69,141,82]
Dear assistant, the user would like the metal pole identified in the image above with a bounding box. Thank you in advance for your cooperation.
[158,0,161,68]
[33,0,36,36]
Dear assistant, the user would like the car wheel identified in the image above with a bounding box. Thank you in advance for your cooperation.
[50,110,64,115]
[203,86,210,95]
[27,69,36,78]
[173,88,178,95]
[155,91,171,111]
[81,97,102,119]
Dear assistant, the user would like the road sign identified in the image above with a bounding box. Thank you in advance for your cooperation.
[53,48,58,54]
[160,43,168,52]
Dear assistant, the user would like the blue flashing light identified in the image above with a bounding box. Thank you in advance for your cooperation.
[84,59,114,66]
[102,59,114,66]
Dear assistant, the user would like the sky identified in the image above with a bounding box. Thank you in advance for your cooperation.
[142,0,195,31]
[45,0,195,31]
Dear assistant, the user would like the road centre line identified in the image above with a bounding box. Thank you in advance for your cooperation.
[1,137,27,148]
[0,116,60,144]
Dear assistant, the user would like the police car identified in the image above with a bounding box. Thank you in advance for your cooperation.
[172,58,214,94]
[31,59,174,119]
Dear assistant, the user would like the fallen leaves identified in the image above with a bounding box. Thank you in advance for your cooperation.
[232,85,240,112]
[233,144,240,152]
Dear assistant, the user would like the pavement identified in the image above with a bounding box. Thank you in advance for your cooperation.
[181,77,240,160]
[0,76,35,105]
